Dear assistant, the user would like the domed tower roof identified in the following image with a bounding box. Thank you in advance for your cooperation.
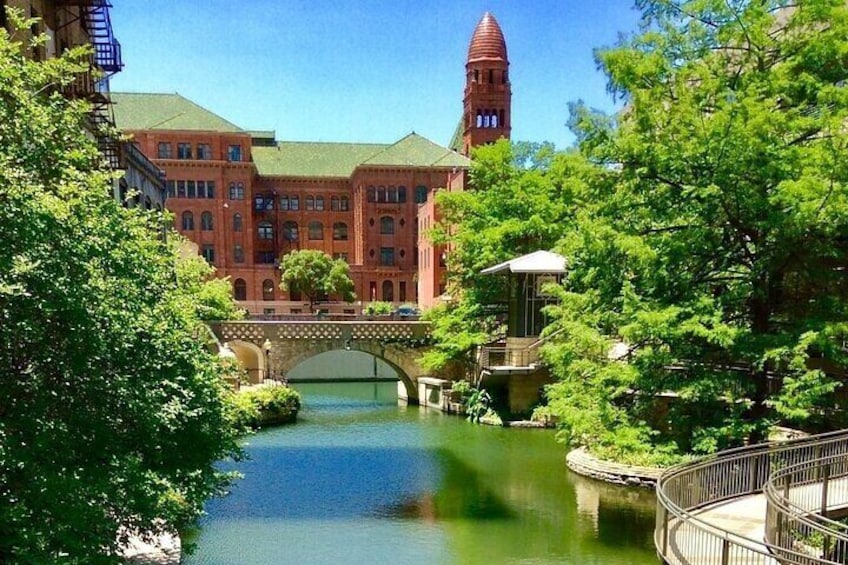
[467,12,507,63]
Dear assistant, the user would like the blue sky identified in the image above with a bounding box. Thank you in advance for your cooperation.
[109,1,640,149]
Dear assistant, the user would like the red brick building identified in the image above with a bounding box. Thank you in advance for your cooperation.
[111,12,510,315]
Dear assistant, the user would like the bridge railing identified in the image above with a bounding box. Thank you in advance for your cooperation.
[765,447,848,564]
[656,429,848,565]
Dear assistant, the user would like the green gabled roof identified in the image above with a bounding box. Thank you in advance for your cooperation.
[252,133,469,178]
[361,133,470,168]
[252,142,388,178]
[111,92,245,133]
[449,117,464,153]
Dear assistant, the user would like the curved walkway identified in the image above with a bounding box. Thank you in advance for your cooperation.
[656,430,848,565]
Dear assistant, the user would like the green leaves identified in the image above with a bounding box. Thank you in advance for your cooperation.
[542,0,848,461]
[279,249,355,311]
[0,24,242,562]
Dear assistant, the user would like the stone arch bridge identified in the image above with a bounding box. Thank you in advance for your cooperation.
[208,320,434,404]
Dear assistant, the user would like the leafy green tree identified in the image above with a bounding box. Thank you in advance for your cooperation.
[544,0,848,462]
[279,249,355,312]
[0,18,240,562]
[422,140,595,372]
[174,241,246,321]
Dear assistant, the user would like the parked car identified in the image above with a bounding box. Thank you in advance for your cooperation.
[395,305,420,318]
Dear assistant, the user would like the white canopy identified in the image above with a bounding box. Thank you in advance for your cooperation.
[480,250,567,275]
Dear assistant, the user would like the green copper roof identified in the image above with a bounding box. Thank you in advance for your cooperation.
[362,133,469,168]
[253,134,469,178]
[449,117,464,153]
[253,142,388,178]
[111,92,245,133]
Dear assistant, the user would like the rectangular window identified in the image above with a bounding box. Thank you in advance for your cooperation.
[399,281,407,302]
[177,180,186,198]
[380,247,395,267]
[340,197,349,211]
[257,251,276,264]
[315,197,324,211]
[290,196,299,211]
[187,180,196,199]
[333,252,349,262]
[228,145,242,162]
[201,245,215,264]
[177,143,192,159]
[205,181,215,198]
[197,143,211,160]
[229,182,245,200]
[306,196,314,211]
[280,196,289,211]
[166,180,176,198]
[157,142,172,159]
[263,308,276,315]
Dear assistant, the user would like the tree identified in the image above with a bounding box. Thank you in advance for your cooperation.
[544,0,848,463]
[174,240,246,321]
[279,249,355,312]
[0,17,241,562]
[422,140,593,372]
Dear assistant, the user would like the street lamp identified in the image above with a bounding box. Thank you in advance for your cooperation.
[262,338,272,383]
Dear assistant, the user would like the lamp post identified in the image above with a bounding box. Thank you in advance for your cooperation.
[262,338,272,383]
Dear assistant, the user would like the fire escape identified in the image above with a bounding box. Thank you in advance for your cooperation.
[56,1,123,168]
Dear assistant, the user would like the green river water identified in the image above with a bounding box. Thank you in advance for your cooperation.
[184,382,660,564]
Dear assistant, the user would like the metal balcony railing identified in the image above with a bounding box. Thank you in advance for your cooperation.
[656,429,848,565]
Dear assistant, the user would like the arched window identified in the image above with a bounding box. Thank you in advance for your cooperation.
[377,186,386,203]
[201,211,213,231]
[333,222,348,240]
[257,221,273,240]
[262,279,275,301]
[491,113,498,128]
[308,221,323,240]
[233,245,245,263]
[415,185,427,204]
[476,112,483,128]
[387,186,397,203]
[331,196,340,211]
[398,186,407,203]
[181,211,194,231]
[315,196,324,211]
[233,278,247,301]
[382,280,394,302]
[380,216,394,235]
[340,195,349,211]
[483,112,490,128]
[283,221,299,242]
[290,196,299,211]
[232,213,242,232]
[367,186,376,203]
[306,196,315,211]
[499,109,505,127]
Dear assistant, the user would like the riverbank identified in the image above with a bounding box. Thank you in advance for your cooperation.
[119,530,180,564]
[566,447,663,488]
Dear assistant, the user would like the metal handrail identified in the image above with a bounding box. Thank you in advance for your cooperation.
[764,450,848,563]
[656,429,848,565]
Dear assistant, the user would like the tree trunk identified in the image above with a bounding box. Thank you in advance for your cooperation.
[747,271,781,445]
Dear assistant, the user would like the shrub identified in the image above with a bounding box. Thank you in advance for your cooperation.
[228,385,301,431]
[363,301,393,316]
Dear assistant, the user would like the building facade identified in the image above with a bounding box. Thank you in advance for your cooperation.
[2,0,166,210]
[111,11,510,315]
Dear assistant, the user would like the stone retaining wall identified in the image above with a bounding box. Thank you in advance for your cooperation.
[566,447,663,489]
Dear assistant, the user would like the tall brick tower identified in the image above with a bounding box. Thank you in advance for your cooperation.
[461,12,511,156]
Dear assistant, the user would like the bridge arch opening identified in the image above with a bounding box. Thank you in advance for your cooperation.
[227,340,266,384]
[281,349,417,402]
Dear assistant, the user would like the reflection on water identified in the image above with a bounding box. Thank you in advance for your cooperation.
[184,382,659,565]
